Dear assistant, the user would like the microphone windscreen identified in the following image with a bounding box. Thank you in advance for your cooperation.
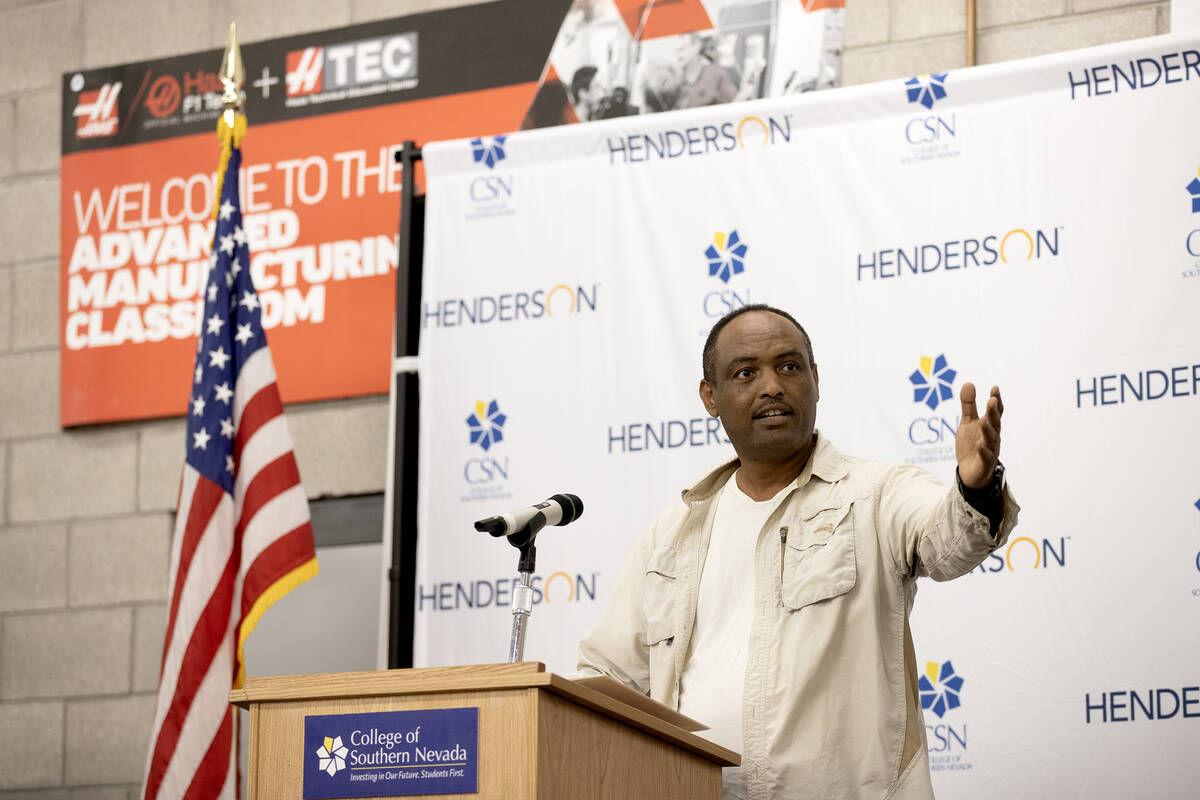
[551,493,583,525]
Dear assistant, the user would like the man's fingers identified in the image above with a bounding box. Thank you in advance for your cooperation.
[960,382,978,421]
[991,386,1004,417]
[986,396,1002,433]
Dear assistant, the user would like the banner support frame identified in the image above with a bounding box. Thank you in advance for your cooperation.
[386,141,424,669]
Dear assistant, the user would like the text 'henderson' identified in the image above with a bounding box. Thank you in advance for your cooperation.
[1067,50,1200,99]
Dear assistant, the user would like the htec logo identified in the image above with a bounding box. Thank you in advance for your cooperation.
[316,735,349,776]
[906,73,949,109]
[419,570,600,611]
[972,535,1069,574]
[905,354,959,465]
[1187,168,1200,213]
[920,659,972,770]
[471,136,507,169]
[702,229,751,319]
[858,226,1062,280]
[286,33,417,98]
[73,82,122,138]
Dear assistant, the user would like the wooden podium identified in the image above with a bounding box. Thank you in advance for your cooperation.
[230,662,738,799]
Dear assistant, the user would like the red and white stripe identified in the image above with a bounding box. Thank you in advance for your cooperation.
[143,348,314,800]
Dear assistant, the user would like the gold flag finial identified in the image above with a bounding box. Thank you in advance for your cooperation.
[219,22,245,116]
[214,21,248,218]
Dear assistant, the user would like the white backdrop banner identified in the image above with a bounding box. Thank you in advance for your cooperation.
[415,32,1200,798]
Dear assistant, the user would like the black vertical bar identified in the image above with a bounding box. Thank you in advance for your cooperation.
[388,142,424,669]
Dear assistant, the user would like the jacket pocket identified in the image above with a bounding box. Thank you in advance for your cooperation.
[643,546,677,646]
[781,502,857,610]
[643,547,677,700]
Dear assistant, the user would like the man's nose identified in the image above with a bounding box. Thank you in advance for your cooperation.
[757,371,784,397]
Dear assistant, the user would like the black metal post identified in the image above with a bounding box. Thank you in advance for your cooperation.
[388,141,424,669]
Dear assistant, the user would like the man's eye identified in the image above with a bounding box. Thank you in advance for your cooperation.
[735,368,754,379]
[780,362,799,373]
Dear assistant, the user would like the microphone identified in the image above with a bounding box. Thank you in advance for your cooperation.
[474,494,584,538]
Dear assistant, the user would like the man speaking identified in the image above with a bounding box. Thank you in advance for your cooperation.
[578,305,1019,799]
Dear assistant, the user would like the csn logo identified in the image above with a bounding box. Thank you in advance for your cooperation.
[462,400,511,501]
[315,735,348,776]
[471,136,507,169]
[702,229,752,318]
[920,659,971,770]
[1183,167,1200,279]
[901,73,959,164]
[905,354,959,465]
[905,73,949,109]
[466,138,515,219]
[1193,497,1200,596]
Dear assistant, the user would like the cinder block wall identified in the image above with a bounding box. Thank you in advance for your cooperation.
[0,0,1170,795]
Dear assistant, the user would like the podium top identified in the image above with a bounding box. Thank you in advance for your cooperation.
[230,661,739,767]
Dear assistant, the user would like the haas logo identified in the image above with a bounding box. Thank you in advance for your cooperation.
[74,82,122,138]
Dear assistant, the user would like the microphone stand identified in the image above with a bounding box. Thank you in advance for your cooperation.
[505,516,546,663]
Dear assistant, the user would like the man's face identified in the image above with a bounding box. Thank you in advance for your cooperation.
[676,35,702,66]
[699,311,819,465]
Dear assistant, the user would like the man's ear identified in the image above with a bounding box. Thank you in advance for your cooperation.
[813,364,820,403]
[699,378,719,417]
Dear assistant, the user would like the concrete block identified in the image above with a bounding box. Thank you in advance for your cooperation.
[71,789,130,800]
[845,0,889,48]
[136,418,186,513]
[9,431,138,523]
[978,7,1158,65]
[0,1,83,93]
[67,790,127,800]
[64,695,155,785]
[0,268,11,353]
[3,791,71,800]
[0,442,7,522]
[81,0,218,68]
[0,99,14,179]
[892,0,964,41]
[351,0,497,24]
[12,260,60,350]
[68,514,170,606]
[978,0,1067,29]
[0,350,60,440]
[0,701,63,789]
[132,603,166,692]
[1,607,131,699]
[287,398,389,498]
[842,36,966,87]
[1071,0,1154,11]
[218,0,351,42]
[0,177,59,265]
[15,91,60,176]
[0,523,68,612]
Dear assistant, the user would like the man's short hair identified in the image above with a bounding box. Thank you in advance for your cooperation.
[702,304,815,383]
[570,66,599,104]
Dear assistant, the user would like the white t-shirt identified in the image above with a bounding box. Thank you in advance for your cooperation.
[678,472,789,800]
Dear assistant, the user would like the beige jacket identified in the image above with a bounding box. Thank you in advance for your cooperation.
[578,433,1019,799]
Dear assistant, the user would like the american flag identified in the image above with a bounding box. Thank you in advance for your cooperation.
[142,145,318,799]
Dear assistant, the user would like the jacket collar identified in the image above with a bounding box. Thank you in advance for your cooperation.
[681,430,848,503]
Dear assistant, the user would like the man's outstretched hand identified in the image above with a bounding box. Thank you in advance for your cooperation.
[956,383,1003,488]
